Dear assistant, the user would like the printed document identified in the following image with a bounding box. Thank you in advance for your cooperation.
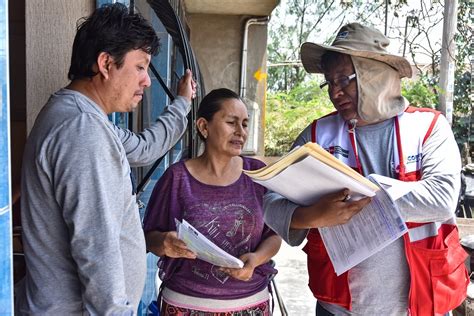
[176,219,244,269]
[244,143,412,275]
[368,173,416,201]
[319,178,408,275]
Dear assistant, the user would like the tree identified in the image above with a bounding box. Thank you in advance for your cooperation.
[450,0,471,148]
[266,0,472,155]
[267,0,413,92]
[265,79,334,155]
[267,0,338,92]
[396,0,471,148]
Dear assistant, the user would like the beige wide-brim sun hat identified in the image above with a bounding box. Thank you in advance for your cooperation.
[300,23,412,78]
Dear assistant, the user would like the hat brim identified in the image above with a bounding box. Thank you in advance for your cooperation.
[300,42,412,78]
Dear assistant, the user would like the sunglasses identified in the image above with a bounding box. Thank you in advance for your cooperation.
[320,73,357,90]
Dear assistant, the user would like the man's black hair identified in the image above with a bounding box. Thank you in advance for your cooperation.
[68,3,160,81]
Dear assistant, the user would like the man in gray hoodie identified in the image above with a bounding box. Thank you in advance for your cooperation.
[16,3,195,315]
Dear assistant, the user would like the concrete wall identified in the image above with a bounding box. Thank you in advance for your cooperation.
[22,1,272,155]
[187,13,269,155]
[25,0,94,133]
[188,14,243,93]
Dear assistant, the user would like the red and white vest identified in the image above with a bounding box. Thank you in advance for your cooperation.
[304,107,468,315]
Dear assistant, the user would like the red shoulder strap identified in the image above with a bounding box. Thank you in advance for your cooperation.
[311,111,339,143]
[311,120,317,143]
[404,106,441,144]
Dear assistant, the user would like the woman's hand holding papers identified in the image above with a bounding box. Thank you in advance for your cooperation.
[145,231,197,259]
[290,189,372,229]
[220,252,259,281]
[220,234,281,281]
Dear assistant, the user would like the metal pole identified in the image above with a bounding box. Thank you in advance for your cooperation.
[240,17,269,99]
[438,0,458,124]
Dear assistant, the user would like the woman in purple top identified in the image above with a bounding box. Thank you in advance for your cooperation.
[143,88,282,315]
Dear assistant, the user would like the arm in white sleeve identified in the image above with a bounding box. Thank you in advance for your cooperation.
[115,96,191,167]
[53,116,133,315]
[397,115,461,222]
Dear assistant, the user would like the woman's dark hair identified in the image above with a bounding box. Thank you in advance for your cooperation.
[196,88,241,140]
[68,3,160,81]
[320,51,352,73]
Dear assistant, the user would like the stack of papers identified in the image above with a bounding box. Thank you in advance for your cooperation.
[176,219,244,269]
[244,142,379,204]
[244,142,408,275]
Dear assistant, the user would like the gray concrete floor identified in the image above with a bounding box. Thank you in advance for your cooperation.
[272,241,315,315]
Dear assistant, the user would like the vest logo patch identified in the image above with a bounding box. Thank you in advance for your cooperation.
[406,153,422,164]
[326,146,349,158]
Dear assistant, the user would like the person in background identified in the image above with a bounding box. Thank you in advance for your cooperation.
[264,23,468,315]
[17,3,196,315]
[143,88,281,316]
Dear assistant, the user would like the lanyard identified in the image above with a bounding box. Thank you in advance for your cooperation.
[347,120,364,175]
[347,117,407,179]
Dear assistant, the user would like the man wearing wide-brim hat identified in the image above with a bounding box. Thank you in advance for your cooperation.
[264,23,467,315]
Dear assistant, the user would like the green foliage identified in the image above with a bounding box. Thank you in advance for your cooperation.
[267,0,472,155]
[267,0,337,92]
[450,0,472,147]
[405,0,472,149]
[265,79,334,156]
[401,78,438,109]
[452,70,472,147]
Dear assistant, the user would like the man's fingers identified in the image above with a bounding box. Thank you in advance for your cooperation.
[326,189,350,201]
[184,69,192,82]
[353,196,372,208]
[346,196,372,214]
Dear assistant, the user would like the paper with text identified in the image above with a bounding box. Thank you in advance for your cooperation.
[176,219,244,269]
[368,174,416,201]
[319,183,408,275]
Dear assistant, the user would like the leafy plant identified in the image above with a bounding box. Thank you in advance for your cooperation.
[266,0,472,157]
[265,79,334,156]
[401,78,438,109]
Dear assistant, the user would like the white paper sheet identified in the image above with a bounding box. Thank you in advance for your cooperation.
[368,173,416,201]
[176,219,244,269]
[319,181,408,275]
[254,155,377,205]
[247,151,410,276]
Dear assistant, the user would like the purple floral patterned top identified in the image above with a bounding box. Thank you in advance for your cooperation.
[143,157,277,300]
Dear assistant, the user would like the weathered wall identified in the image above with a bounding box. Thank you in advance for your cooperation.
[23,1,272,154]
[25,0,94,133]
[187,13,269,155]
[188,14,243,93]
